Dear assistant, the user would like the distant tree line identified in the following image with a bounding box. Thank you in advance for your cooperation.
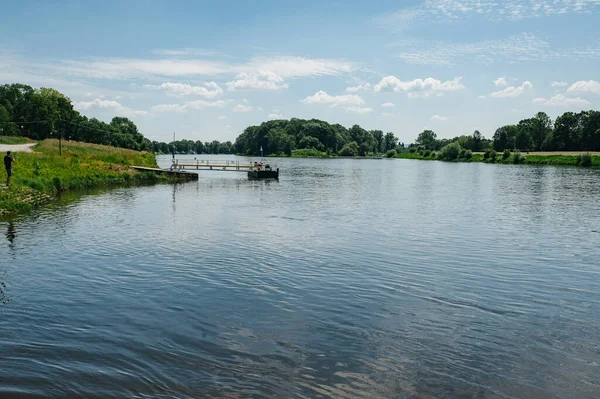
[0,83,234,155]
[412,111,600,153]
[234,118,402,156]
[492,111,600,152]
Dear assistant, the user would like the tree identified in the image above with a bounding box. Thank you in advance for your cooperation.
[383,132,398,152]
[472,130,482,152]
[415,130,438,150]
[298,135,324,151]
[339,141,359,156]
[531,112,552,151]
[493,125,517,151]
[371,130,384,153]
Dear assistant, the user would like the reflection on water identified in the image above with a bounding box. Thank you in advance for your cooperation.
[1,155,599,398]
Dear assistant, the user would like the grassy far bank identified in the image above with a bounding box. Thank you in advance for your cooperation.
[396,148,600,167]
[0,139,166,215]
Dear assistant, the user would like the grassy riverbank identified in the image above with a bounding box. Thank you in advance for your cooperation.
[0,136,30,144]
[0,140,166,215]
[396,150,600,167]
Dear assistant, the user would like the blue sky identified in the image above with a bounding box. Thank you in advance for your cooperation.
[2,0,599,144]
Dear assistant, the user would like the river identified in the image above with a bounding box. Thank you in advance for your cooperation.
[1,155,600,398]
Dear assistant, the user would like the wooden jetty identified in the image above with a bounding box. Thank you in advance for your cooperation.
[132,166,198,180]
[171,159,279,179]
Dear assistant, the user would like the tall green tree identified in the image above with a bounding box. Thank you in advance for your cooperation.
[415,130,438,150]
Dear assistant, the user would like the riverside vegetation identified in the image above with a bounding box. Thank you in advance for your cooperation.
[0,140,166,215]
[2,83,598,168]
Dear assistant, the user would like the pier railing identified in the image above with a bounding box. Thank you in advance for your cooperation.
[170,159,271,172]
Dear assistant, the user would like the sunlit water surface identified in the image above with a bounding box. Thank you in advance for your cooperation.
[1,155,600,398]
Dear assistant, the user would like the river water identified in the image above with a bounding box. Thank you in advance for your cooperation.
[1,155,600,398]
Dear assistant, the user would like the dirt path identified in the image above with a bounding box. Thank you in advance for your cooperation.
[0,143,36,153]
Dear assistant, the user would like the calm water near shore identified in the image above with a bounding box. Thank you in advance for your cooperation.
[1,155,600,398]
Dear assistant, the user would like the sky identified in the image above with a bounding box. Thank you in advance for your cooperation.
[1,0,599,144]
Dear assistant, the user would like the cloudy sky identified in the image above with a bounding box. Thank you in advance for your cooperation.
[2,0,599,143]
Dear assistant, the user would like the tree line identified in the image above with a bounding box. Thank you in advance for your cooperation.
[412,111,600,153]
[0,83,233,154]
[3,84,597,156]
[234,118,402,156]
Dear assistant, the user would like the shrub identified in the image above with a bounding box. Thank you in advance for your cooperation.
[512,151,525,164]
[576,152,592,167]
[461,149,472,159]
[438,142,462,160]
[423,150,431,157]
[416,145,426,152]
[409,147,416,153]
[502,149,511,160]
[386,149,397,158]
[339,141,359,157]
[430,152,436,158]
[484,148,497,162]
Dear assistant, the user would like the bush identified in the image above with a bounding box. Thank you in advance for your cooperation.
[416,145,426,152]
[430,152,436,158]
[339,141,359,157]
[576,152,592,167]
[438,142,462,160]
[484,148,497,162]
[409,147,416,153]
[502,149,511,160]
[423,150,431,157]
[512,151,525,164]
[386,149,397,158]
[462,149,472,159]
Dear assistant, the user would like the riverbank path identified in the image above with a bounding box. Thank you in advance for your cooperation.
[0,143,37,153]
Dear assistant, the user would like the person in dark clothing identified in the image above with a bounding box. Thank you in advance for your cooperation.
[4,151,15,187]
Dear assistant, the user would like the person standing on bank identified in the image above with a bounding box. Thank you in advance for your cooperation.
[4,151,15,187]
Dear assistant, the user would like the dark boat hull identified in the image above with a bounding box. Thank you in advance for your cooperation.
[248,168,279,179]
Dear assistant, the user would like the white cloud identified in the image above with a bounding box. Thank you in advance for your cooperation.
[268,111,284,119]
[381,112,393,117]
[74,99,148,117]
[345,106,373,114]
[380,0,600,29]
[233,104,254,112]
[245,56,355,78]
[566,80,600,95]
[551,81,569,87]
[494,77,507,87]
[381,102,396,107]
[151,99,227,113]
[301,90,365,107]
[226,70,288,91]
[152,48,221,57]
[373,76,464,96]
[431,115,449,121]
[490,81,533,98]
[35,55,355,81]
[390,33,600,66]
[149,81,223,97]
[217,115,227,120]
[533,94,591,107]
[346,83,372,92]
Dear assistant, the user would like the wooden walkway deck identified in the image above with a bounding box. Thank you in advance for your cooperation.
[132,166,198,180]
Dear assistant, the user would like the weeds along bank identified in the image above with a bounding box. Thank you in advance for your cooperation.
[0,139,166,215]
[396,146,599,167]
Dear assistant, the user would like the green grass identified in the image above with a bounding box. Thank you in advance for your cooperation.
[291,148,334,158]
[397,149,598,167]
[0,139,167,215]
[0,136,29,144]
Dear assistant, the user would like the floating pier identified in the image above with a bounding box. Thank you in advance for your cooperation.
[171,159,279,179]
[132,166,199,180]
